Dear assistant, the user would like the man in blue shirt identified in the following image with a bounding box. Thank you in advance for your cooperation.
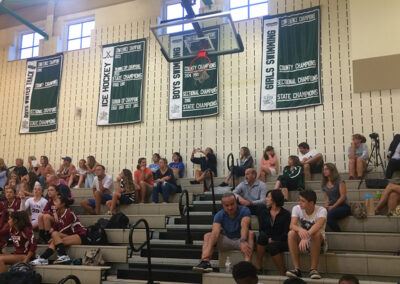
[193,192,254,273]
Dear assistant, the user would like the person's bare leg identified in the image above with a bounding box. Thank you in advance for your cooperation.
[77,175,84,188]
[256,245,266,270]
[348,159,356,178]
[67,175,74,188]
[43,214,54,231]
[376,184,395,212]
[244,231,255,262]
[303,163,311,181]
[81,199,95,214]
[281,188,289,201]
[195,170,205,182]
[0,255,26,273]
[201,233,219,261]
[356,158,366,178]
[110,192,121,214]
[38,214,44,230]
[32,222,39,230]
[387,192,400,212]
[94,191,103,215]
[274,180,281,189]
[224,171,232,184]
[310,232,323,270]
[288,230,301,269]
[271,253,286,276]
[139,181,148,203]
[257,168,267,182]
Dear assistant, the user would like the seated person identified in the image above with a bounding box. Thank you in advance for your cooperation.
[375,183,400,215]
[27,156,39,173]
[106,169,135,214]
[38,185,58,243]
[0,211,36,273]
[149,153,161,174]
[298,142,323,181]
[190,147,217,185]
[46,175,72,201]
[220,147,253,187]
[57,157,76,185]
[257,146,279,182]
[347,134,368,179]
[20,172,38,198]
[274,156,304,201]
[85,156,100,188]
[232,168,266,215]
[24,184,48,230]
[71,159,87,188]
[81,165,113,215]
[232,261,259,284]
[31,194,87,265]
[286,190,327,280]
[256,190,290,275]
[153,158,178,203]
[14,158,28,178]
[169,152,185,179]
[192,192,254,273]
[385,134,400,179]
[35,156,56,187]
[134,158,154,203]
[0,158,7,190]
[0,186,22,250]
[321,163,350,232]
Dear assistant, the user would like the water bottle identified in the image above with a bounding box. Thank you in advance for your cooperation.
[225,256,232,273]
[375,190,382,201]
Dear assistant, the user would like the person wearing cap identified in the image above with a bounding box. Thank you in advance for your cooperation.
[57,157,76,186]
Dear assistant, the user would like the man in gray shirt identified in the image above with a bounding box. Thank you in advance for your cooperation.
[233,168,267,215]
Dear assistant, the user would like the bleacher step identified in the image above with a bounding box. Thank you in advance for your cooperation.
[34,265,110,284]
[140,244,217,260]
[78,214,166,228]
[117,267,202,283]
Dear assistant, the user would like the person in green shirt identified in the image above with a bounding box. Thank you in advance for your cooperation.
[274,156,304,201]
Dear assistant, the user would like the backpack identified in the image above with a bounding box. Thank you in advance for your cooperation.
[0,262,42,284]
[365,179,388,189]
[82,248,105,266]
[96,218,109,229]
[86,223,108,245]
[106,212,129,229]
[350,202,367,219]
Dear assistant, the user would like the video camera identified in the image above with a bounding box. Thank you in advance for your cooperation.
[369,133,379,140]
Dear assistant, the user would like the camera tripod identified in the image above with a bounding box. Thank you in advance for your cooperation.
[358,138,386,189]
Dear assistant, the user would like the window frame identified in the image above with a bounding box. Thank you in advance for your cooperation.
[64,18,95,52]
[163,0,201,33]
[229,0,269,22]
[18,31,44,60]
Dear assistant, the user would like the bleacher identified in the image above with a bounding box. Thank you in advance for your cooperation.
[16,173,399,284]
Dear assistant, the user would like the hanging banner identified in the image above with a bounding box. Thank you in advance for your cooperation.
[97,39,146,125]
[169,28,219,120]
[20,54,63,134]
[261,7,322,111]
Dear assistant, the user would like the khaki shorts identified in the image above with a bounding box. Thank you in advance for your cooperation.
[217,235,241,251]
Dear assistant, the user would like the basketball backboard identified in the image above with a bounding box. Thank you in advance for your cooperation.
[150,11,244,62]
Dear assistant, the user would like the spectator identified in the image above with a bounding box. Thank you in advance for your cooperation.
[106,169,135,214]
[46,175,72,201]
[348,134,368,179]
[192,192,254,273]
[375,183,400,215]
[0,186,22,250]
[0,158,7,190]
[339,275,359,284]
[27,155,39,173]
[134,158,154,203]
[20,172,38,196]
[190,147,217,185]
[31,194,87,265]
[14,158,28,178]
[256,190,290,275]
[220,147,253,187]
[71,159,87,188]
[35,156,56,187]
[298,142,324,181]
[149,153,161,173]
[169,152,185,179]
[321,163,350,232]
[81,165,113,215]
[233,168,267,215]
[257,146,279,182]
[6,171,23,195]
[85,155,100,188]
[286,190,327,280]
[232,261,259,284]
[0,211,36,272]
[38,185,57,243]
[24,184,48,230]
[385,134,400,179]
[153,158,178,203]
[274,156,304,201]
[57,157,76,186]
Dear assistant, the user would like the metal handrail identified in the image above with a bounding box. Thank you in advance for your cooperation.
[227,153,236,189]
[179,189,193,245]
[58,275,81,284]
[203,168,216,215]
[129,218,155,284]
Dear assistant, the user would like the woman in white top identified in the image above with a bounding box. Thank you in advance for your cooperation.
[348,134,368,180]
[70,159,87,189]
[25,184,48,229]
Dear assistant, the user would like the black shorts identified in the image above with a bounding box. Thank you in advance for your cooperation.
[120,193,135,205]
[277,176,301,191]
[79,234,89,245]
[310,162,323,173]
[257,233,288,256]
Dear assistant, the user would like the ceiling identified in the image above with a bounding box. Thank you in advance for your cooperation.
[0,0,50,15]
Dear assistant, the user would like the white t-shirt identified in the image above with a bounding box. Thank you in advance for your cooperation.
[292,205,327,238]
[92,174,113,195]
[299,149,320,161]
[25,197,48,223]
[76,168,87,176]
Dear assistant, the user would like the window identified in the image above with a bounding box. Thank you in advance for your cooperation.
[20,32,44,59]
[166,1,200,33]
[230,0,268,21]
[67,20,95,51]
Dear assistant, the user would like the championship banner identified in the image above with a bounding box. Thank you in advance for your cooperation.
[169,28,219,120]
[97,39,146,125]
[20,54,63,134]
[261,7,322,111]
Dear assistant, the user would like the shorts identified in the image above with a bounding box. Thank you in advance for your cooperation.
[269,168,277,175]
[216,234,240,251]
[120,193,135,205]
[88,194,112,208]
[79,234,89,245]
[257,233,288,256]
[310,162,323,173]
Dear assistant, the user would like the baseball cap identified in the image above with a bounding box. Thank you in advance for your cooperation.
[62,157,72,162]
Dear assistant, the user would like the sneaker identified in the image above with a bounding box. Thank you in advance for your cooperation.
[309,269,321,279]
[219,182,229,187]
[190,180,200,184]
[286,268,302,278]
[53,255,71,264]
[30,257,48,266]
[106,210,112,216]
[73,185,80,189]
[192,260,213,273]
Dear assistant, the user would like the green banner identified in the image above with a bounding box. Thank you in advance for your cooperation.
[97,39,146,125]
[261,7,322,111]
[169,28,219,120]
[20,54,63,134]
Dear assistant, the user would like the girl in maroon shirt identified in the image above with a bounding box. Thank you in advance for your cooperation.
[31,194,87,265]
[0,186,21,251]
[0,211,37,273]
[37,185,58,243]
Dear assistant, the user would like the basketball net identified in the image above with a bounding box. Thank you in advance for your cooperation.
[190,50,211,84]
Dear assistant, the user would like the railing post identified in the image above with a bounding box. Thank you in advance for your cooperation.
[227,153,235,189]
[179,190,193,245]
[203,168,217,215]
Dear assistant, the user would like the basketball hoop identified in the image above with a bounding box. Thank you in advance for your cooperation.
[189,50,211,74]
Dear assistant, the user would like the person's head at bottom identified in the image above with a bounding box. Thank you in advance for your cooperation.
[284,278,307,284]
[232,261,258,284]
[339,275,359,284]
